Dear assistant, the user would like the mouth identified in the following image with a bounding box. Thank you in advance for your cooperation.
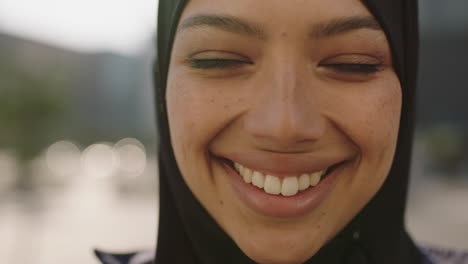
[226,159,339,197]
[219,156,345,217]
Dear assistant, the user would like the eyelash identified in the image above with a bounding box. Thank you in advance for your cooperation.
[190,58,251,69]
[189,58,383,74]
[319,63,383,74]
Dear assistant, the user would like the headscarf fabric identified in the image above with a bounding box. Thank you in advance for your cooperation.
[154,1,422,263]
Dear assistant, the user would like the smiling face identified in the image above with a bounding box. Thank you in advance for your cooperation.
[166,0,401,263]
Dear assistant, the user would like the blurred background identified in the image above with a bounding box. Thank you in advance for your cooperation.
[0,0,467,263]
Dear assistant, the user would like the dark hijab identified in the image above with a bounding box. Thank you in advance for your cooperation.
[153,1,423,263]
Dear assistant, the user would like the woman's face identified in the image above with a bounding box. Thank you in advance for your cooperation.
[166,0,401,263]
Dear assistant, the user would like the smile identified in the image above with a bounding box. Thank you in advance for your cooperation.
[234,162,328,196]
[219,154,346,218]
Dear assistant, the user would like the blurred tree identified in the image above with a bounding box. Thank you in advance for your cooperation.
[0,58,68,190]
[424,124,467,177]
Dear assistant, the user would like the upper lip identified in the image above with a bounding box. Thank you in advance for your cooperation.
[219,151,350,178]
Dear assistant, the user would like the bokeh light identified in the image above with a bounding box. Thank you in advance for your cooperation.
[81,143,118,179]
[46,141,81,177]
[114,138,147,178]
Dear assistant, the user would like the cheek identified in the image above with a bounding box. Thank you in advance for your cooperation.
[361,81,402,158]
[166,71,221,195]
[166,71,239,160]
[167,73,208,158]
[322,77,402,231]
[325,78,402,160]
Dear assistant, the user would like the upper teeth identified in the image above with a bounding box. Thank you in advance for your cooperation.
[234,162,327,196]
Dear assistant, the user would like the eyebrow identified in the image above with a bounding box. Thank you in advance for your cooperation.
[177,14,382,40]
[309,16,382,38]
[178,14,266,39]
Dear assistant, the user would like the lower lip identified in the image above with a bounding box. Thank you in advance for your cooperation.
[220,160,343,218]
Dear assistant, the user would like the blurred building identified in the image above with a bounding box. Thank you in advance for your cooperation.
[0,32,156,149]
[414,0,468,175]
[417,0,468,126]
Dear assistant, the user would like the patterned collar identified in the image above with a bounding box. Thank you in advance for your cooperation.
[420,246,468,264]
[94,249,154,264]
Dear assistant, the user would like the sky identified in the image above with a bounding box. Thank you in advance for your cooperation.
[0,0,158,55]
[1,1,466,55]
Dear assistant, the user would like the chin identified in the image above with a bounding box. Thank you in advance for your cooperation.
[243,247,313,264]
[233,228,324,264]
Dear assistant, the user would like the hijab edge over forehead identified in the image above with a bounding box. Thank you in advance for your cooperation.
[154,1,422,263]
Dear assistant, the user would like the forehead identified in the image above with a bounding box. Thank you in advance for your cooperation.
[178,0,376,35]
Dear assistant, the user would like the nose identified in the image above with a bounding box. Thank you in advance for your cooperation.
[244,57,326,149]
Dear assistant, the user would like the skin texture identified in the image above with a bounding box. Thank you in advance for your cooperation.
[166,0,401,263]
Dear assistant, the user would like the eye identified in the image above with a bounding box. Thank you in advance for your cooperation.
[187,50,253,70]
[189,58,252,69]
[318,54,387,82]
[320,63,383,74]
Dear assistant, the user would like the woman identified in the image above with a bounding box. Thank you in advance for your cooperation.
[97,0,437,263]
[152,0,424,263]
